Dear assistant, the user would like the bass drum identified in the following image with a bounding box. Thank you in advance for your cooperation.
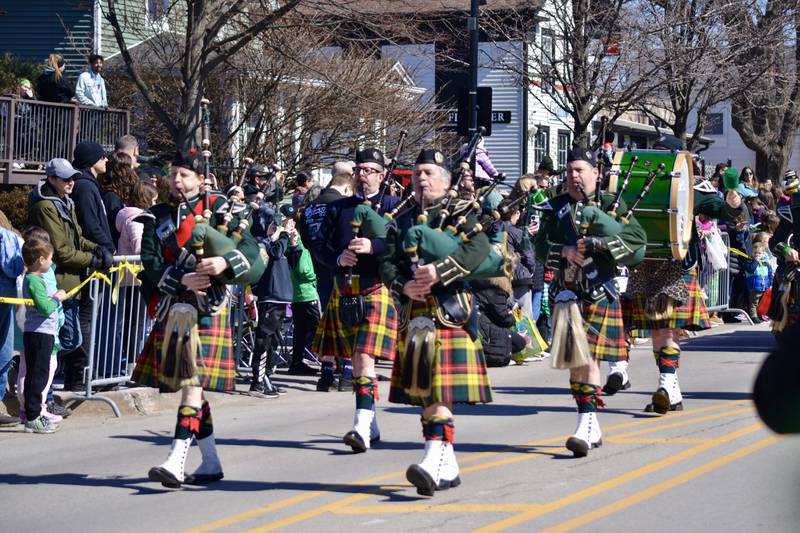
[608,150,694,260]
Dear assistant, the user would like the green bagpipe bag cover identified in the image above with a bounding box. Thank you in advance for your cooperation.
[190,223,267,285]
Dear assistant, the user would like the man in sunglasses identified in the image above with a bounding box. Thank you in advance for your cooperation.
[310,148,402,453]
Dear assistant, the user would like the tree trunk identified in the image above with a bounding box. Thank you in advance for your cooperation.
[755,144,793,184]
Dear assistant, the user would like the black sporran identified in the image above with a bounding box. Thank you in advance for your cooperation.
[339,295,365,328]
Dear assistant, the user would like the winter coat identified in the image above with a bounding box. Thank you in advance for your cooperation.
[460,140,498,182]
[746,253,774,293]
[116,206,145,287]
[472,278,516,367]
[75,70,107,107]
[492,220,536,289]
[288,239,318,303]
[36,68,75,103]
[102,190,124,249]
[0,227,23,298]
[254,231,294,303]
[28,180,96,293]
[72,171,115,254]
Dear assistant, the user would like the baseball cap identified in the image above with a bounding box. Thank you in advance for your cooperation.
[46,158,81,181]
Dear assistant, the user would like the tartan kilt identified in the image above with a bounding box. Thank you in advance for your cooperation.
[389,299,492,407]
[623,270,710,336]
[311,275,397,361]
[131,303,235,392]
[583,296,628,362]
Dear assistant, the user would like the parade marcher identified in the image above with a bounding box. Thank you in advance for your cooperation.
[132,152,261,488]
[622,170,745,413]
[311,147,400,452]
[535,147,646,457]
[381,148,493,495]
[767,170,800,333]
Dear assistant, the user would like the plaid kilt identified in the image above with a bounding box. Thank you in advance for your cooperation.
[131,303,235,392]
[311,275,397,361]
[583,296,628,362]
[389,299,492,407]
[623,270,710,336]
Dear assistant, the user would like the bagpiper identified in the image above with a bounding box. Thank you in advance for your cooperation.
[310,148,400,453]
[534,147,646,457]
[132,152,262,488]
[381,148,493,496]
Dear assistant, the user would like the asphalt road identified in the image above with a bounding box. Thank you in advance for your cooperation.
[1,323,797,533]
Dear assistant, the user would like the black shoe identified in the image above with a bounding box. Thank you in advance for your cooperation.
[602,373,631,396]
[644,388,684,414]
[0,414,20,427]
[316,376,338,392]
[406,464,436,496]
[47,402,72,418]
[338,377,353,392]
[147,466,181,488]
[343,430,367,453]
[184,471,224,485]
[722,314,743,324]
[68,383,87,393]
[249,384,279,398]
[269,384,288,395]
[288,363,318,376]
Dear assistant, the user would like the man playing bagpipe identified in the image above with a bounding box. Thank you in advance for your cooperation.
[132,152,262,488]
[767,170,800,334]
[534,147,646,457]
[622,172,745,414]
[380,148,494,496]
[310,148,401,453]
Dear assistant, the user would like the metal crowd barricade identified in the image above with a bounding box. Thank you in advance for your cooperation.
[697,231,753,324]
[78,256,152,417]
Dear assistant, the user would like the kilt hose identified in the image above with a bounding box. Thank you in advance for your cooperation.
[583,296,628,362]
[389,299,493,407]
[311,275,397,361]
[624,270,710,337]
[132,303,235,392]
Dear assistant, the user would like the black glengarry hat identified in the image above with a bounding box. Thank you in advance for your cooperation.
[355,147,385,169]
[172,151,203,173]
[566,147,597,166]
[415,148,447,167]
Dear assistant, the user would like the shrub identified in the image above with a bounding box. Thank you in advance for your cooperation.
[0,186,32,230]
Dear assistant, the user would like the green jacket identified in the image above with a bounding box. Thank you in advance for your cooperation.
[28,180,96,293]
[534,192,646,295]
[289,239,318,303]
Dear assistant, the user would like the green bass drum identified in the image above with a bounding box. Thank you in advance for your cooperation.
[608,150,694,260]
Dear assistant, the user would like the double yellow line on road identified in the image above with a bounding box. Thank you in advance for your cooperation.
[183,399,766,533]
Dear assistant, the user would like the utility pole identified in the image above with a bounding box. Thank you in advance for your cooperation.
[468,0,481,171]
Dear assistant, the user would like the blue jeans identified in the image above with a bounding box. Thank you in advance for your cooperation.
[531,290,543,324]
[58,298,82,355]
[0,304,14,400]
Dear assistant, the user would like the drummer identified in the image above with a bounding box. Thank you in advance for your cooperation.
[620,165,746,414]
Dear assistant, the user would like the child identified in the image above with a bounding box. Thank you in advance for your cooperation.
[747,237,774,323]
[21,237,67,433]
[16,227,67,423]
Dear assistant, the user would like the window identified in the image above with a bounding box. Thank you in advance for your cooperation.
[540,28,556,93]
[557,130,571,169]
[146,0,169,22]
[534,126,550,169]
[704,113,724,135]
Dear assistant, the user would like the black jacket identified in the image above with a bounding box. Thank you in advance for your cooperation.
[71,171,115,253]
[254,231,296,303]
[36,69,75,103]
[101,190,124,249]
[472,279,517,367]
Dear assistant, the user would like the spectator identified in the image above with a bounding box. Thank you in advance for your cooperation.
[292,171,314,209]
[28,159,110,391]
[711,163,727,192]
[490,204,537,318]
[99,151,139,248]
[75,54,107,108]
[20,237,68,434]
[285,204,320,376]
[72,140,113,253]
[36,54,75,104]
[460,138,498,186]
[332,161,354,177]
[746,238,774,323]
[0,210,23,419]
[472,274,526,367]
[115,135,141,170]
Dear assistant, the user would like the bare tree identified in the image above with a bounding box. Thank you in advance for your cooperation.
[483,0,658,147]
[720,0,798,179]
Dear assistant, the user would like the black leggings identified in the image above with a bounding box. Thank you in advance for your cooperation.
[23,332,54,421]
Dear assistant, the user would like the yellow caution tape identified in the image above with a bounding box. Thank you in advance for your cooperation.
[0,262,143,307]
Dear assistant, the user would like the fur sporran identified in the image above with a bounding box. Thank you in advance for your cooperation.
[550,290,592,370]
[160,303,204,390]
[402,316,437,397]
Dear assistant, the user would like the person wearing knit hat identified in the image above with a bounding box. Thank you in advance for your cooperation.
[378,146,494,496]
[770,168,800,333]
[784,169,799,194]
